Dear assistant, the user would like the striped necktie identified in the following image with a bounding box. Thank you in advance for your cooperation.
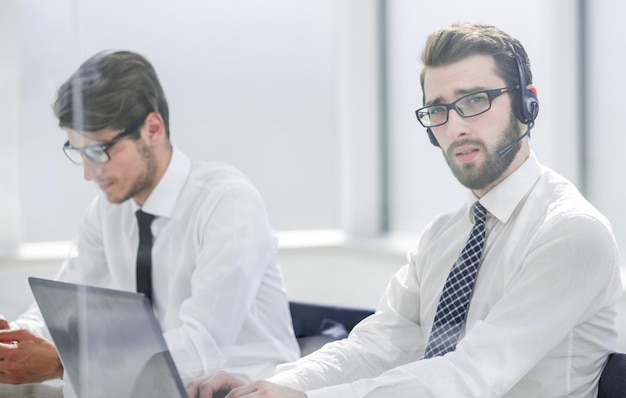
[423,202,487,358]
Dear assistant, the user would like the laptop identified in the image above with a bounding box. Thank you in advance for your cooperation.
[28,277,188,398]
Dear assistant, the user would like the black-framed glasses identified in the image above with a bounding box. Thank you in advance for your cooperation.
[415,86,518,128]
[62,115,147,165]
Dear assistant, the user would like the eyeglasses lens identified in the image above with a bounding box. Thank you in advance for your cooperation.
[63,144,110,165]
[417,91,492,128]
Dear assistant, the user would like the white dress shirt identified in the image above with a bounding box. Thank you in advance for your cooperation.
[269,152,623,397]
[14,147,300,383]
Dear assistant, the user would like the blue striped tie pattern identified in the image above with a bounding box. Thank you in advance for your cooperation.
[423,202,487,358]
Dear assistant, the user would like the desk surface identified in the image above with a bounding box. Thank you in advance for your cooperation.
[0,383,63,397]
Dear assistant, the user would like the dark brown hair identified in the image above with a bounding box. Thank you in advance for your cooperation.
[420,22,533,98]
[53,51,170,138]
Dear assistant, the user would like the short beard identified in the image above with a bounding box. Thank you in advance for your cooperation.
[109,139,157,204]
[444,113,522,190]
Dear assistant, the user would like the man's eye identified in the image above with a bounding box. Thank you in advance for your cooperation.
[84,145,106,157]
[429,106,446,115]
[467,95,487,105]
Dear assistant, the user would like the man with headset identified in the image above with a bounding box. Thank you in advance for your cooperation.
[186,22,622,398]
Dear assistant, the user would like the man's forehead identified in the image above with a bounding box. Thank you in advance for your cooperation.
[66,127,119,146]
[422,54,502,103]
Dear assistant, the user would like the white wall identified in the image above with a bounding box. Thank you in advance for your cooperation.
[586,0,626,255]
[5,0,626,267]
[16,0,343,242]
[0,0,21,256]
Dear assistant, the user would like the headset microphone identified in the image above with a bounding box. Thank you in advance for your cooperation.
[496,119,534,158]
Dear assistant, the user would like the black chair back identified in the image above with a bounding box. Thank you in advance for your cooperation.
[598,353,626,398]
[289,301,374,356]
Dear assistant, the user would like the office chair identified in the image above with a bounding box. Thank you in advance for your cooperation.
[289,301,374,356]
[598,352,626,398]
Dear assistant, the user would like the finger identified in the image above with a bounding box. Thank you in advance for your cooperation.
[0,341,19,363]
[186,379,199,398]
[188,378,228,398]
[196,383,232,398]
[0,329,22,342]
[227,382,263,398]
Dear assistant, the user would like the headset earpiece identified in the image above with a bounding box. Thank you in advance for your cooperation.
[427,128,439,147]
[510,43,539,124]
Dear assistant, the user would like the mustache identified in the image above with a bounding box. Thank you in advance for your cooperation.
[446,139,486,157]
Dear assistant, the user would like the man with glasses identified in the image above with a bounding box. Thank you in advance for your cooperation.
[187,22,621,398]
[0,51,299,386]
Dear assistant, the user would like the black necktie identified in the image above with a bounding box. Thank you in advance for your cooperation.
[423,202,487,358]
[136,209,156,303]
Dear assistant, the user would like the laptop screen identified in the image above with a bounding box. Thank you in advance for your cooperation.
[28,277,187,398]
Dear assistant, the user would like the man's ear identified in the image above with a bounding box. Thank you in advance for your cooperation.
[143,112,166,142]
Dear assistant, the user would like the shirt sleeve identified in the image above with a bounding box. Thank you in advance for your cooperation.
[11,196,108,335]
[163,181,289,382]
[268,242,426,391]
[271,213,622,397]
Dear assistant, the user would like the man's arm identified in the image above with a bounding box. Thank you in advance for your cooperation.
[266,238,427,392]
[165,181,297,381]
[3,196,107,384]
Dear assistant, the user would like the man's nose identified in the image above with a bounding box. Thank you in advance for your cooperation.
[444,108,470,140]
[82,157,102,181]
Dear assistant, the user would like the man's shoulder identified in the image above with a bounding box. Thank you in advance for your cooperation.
[181,161,263,207]
[537,167,605,217]
[529,167,614,235]
[187,161,255,188]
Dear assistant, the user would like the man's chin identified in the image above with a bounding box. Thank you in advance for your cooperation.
[104,192,129,204]
[452,167,489,190]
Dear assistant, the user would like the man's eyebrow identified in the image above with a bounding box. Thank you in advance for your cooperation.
[424,86,488,106]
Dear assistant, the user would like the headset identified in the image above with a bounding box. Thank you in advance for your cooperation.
[426,42,539,148]
[510,43,540,125]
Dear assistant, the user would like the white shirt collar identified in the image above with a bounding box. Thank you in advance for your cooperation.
[468,151,542,224]
[132,146,191,218]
